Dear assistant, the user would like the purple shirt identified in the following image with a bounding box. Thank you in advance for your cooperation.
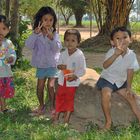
[25,32,62,68]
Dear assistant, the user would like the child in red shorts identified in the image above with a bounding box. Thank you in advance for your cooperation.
[0,15,16,113]
[54,29,86,125]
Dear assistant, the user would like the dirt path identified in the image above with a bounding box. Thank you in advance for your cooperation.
[58,27,98,40]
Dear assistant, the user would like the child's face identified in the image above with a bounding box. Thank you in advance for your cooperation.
[111,31,132,51]
[0,22,9,43]
[64,34,79,50]
[41,14,54,30]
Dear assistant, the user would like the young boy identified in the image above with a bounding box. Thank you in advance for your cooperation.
[0,15,16,113]
[96,26,140,130]
[54,29,86,126]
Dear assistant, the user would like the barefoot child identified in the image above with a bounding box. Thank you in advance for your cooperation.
[54,29,86,125]
[96,26,140,130]
[0,15,16,113]
[25,6,62,116]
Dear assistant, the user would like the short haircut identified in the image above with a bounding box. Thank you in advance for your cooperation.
[110,26,131,40]
[64,29,81,43]
[0,15,10,28]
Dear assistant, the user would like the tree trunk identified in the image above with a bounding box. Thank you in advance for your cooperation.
[5,0,10,20]
[91,0,134,36]
[10,0,19,42]
[101,0,134,35]
[0,0,3,14]
[74,10,84,27]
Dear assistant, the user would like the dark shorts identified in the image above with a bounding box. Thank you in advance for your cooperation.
[96,78,127,92]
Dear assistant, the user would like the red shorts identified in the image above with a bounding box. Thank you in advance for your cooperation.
[55,81,77,112]
[0,77,15,98]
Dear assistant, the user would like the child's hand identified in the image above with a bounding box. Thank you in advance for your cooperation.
[114,40,124,56]
[34,21,43,34]
[125,87,134,97]
[58,64,67,70]
[46,27,54,40]
[5,56,14,64]
[67,74,77,82]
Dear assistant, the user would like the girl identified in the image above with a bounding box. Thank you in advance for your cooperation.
[25,6,62,116]
[54,29,86,126]
[0,15,17,113]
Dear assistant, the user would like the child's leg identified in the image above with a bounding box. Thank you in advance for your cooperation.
[101,87,113,129]
[64,111,72,124]
[0,97,6,111]
[117,88,140,123]
[35,78,46,112]
[0,97,2,111]
[47,78,56,111]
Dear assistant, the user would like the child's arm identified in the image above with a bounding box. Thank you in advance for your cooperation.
[25,22,43,49]
[5,40,16,65]
[103,47,124,69]
[57,64,67,70]
[127,69,134,89]
[67,52,86,82]
[25,33,39,49]
[49,33,62,52]
[103,52,119,69]
[103,40,125,69]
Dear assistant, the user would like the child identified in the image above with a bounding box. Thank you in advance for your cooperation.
[96,26,140,130]
[25,6,62,116]
[0,15,16,113]
[54,29,86,126]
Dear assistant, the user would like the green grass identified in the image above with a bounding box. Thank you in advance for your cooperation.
[0,67,140,139]
[131,22,140,33]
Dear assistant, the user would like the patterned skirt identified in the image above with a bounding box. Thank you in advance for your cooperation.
[0,77,15,98]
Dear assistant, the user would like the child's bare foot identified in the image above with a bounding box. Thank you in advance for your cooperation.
[30,105,46,116]
[99,122,111,132]
[52,119,60,125]
[64,123,69,128]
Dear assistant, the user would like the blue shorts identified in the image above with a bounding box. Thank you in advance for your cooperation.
[96,78,127,92]
[36,67,58,79]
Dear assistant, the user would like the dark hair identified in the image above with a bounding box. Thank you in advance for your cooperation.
[0,15,10,28]
[64,29,81,43]
[110,26,131,40]
[33,6,57,32]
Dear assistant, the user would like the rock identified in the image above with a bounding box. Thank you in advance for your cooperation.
[71,68,140,131]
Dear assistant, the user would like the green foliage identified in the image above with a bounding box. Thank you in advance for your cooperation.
[12,20,31,69]
[19,0,53,19]
[0,68,140,139]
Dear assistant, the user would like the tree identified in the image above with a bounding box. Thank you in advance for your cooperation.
[91,0,135,35]
[5,0,10,20]
[20,0,52,20]
[60,0,88,27]
[59,0,73,25]
[0,0,3,14]
[10,0,19,42]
